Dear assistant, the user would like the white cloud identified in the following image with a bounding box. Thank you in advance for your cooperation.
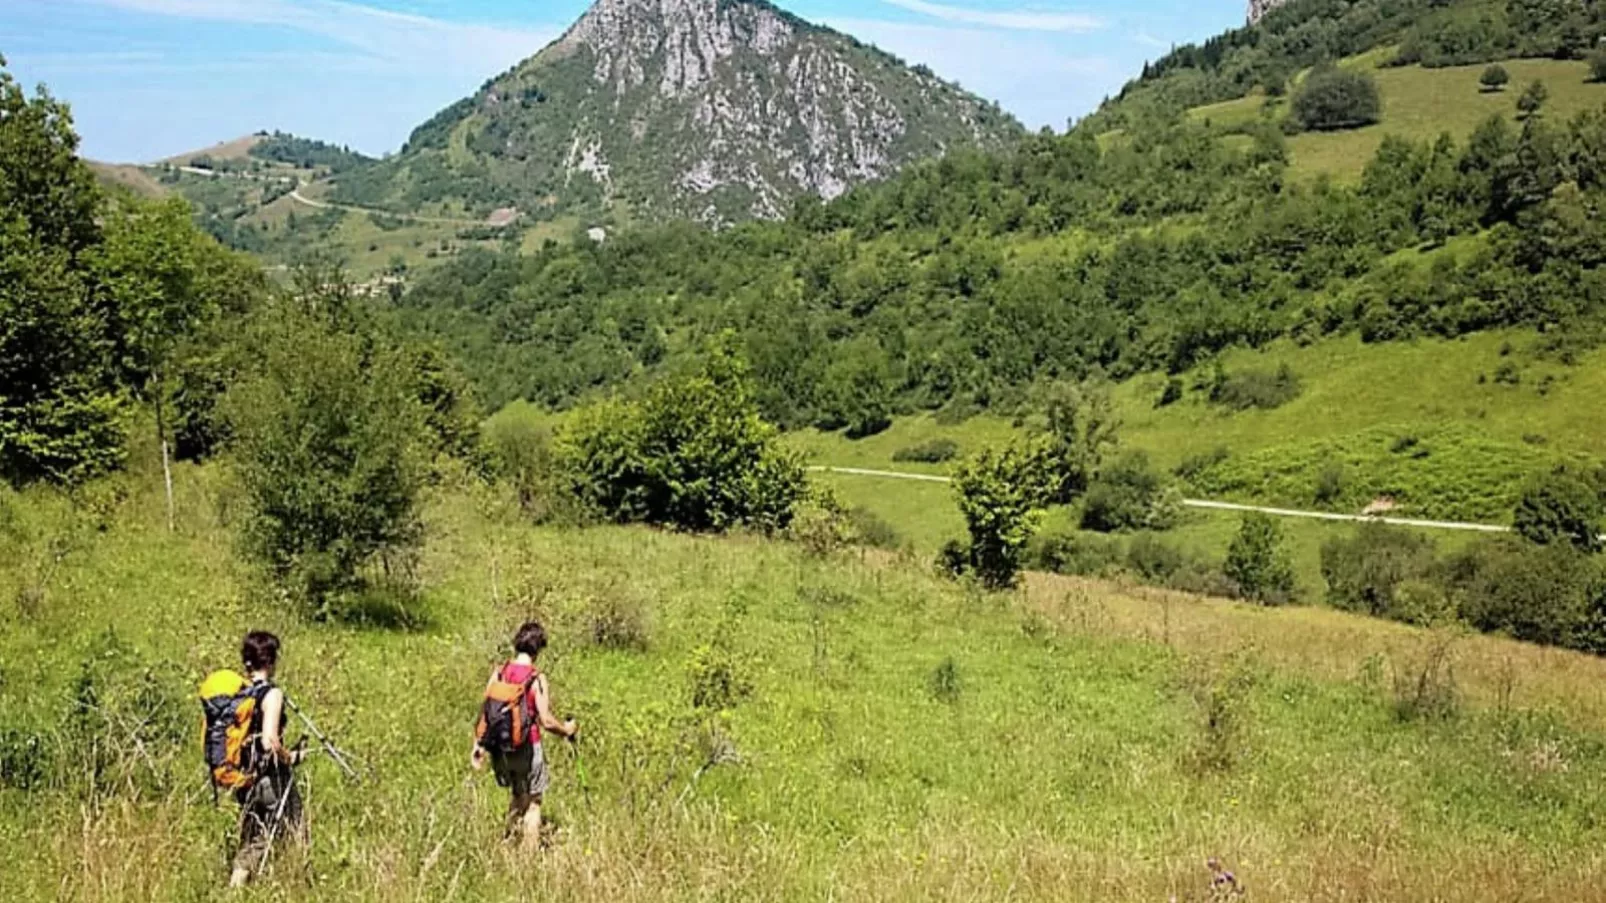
[1132,31,1170,49]
[828,17,1121,130]
[882,0,1102,33]
[69,0,560,74]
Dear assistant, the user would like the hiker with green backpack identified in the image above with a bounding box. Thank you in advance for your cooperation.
[472,620,578,850]
[199,631,310,888]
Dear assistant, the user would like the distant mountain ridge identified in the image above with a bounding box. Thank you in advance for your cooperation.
[329,0,1021,224]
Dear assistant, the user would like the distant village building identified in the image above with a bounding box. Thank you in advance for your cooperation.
[587,226,608,244]
[1248,0,1291,24]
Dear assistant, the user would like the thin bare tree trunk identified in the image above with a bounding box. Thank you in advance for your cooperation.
[156,378,175,532]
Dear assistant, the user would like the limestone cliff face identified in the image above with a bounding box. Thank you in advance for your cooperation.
[334,0,1021,225]
[1248,0,1293,24]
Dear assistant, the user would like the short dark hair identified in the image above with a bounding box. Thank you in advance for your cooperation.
[242,631,281,672]
[513,621,548,658]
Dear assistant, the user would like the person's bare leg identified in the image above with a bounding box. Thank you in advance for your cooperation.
[519,794,543,853]
[506,790,531,842]
[228,866,251,889]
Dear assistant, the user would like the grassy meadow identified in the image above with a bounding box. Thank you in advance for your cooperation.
[794,327,1606,526]
[1189,56,1606,181]
[5,454,1606,902]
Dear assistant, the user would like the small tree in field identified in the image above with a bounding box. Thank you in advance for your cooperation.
[227,290,428,615]
[558,336,807,533]
[1479,64,1510,93]
[1513,469,1603,554]
[1292,66,1381,131]
[951,442,1051,590]
[1225,512,1296,604]
[1517,80,1549,119]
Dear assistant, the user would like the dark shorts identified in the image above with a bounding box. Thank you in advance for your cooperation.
[492,742,550,798]
[233,768,304,873]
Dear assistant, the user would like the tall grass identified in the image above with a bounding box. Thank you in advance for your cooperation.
[4,467,1606,900]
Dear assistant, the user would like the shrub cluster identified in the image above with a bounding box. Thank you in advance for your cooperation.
[892,438,960,464]
[558,338,807,533]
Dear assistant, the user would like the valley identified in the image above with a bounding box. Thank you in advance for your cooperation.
[7,0,1606,899]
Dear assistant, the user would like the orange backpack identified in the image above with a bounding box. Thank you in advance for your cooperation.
[475,665,539,754]
[199,670,271,792]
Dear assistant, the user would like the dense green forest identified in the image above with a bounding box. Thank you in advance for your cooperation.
[399,95,1606,431]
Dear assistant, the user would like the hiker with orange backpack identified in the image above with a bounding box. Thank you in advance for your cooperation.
[472,621,578,849]
[199,631,310,888]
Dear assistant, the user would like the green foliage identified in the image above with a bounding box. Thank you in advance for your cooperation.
[1517,79,1550,118]
[1225,512,1297,604]
[557,339,807,533]
[891,438,960,464]
[1292,66,1383,133]
[248,131,373,173]
[0,62,121,485]
[1591,48,1606,84]
[1512,468,1604,553]
[1447,538,1606,651]
[1480,64,1511,92]
[1321,522,1440,621]
[226,290,430,614]
[950,441,1051,589]
[928,657,962,704]
[484,405,562,521]
[1080,451,1177,533]
[1033,381,1120,506]
[1209,363,1303,412]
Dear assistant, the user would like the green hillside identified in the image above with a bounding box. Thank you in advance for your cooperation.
[1190,56,1606,179]
[6,464,1606,901]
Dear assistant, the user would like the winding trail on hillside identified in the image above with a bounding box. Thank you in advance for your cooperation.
[158,163,505,228]
[809,466,1515,534]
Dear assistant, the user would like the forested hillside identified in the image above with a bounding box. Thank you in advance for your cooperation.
[401,88,1606,429]
[1091,0,1605,129]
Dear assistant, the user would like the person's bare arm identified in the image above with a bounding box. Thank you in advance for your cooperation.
[470,668,498,770]
[259,688,302,766]
[533,674,577,740]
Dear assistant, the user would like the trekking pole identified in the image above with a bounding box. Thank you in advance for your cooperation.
[284,697,362,783]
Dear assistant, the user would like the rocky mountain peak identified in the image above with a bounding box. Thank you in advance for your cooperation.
[332,0,1021,225]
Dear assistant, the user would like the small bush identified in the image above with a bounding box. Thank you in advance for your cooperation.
[1314,461,1345,506]
[1479,64,1509,92]
[930,657,963,704]
[845,506,902,550]
[1175,446,1231,482]
[1392,633,1460,722]
[686,642,754,713]
[1448,538,1605,651]
[1517,80,1548,119]
[1126,533,1186,581]
[1321,522,1439,620]
[1591,49,1606,84]
[951,442,1051,589]
[589,594,651,652]
[1030,529,1125,576]
[1225,513,1296,605]
[892,439,960,464]
[1210,364,1302,412]
[1186,653,1258,772]
[559,338,807,533]
[1292,66,1382,131]
[1156,377,1185,408]
[1080,451,1174,533]
[1513,469,1604,553]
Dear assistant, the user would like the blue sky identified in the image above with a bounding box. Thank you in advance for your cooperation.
[0,0,1246,162]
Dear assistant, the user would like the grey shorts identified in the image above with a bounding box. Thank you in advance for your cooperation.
[492,742,550,798]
